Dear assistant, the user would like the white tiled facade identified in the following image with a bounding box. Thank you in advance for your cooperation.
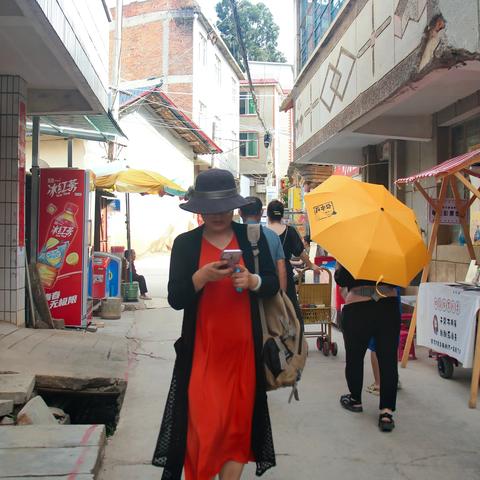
[295,0,428,148]
[0,75,26,326]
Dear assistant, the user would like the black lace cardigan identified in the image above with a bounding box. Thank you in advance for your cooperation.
[152,222,279,479]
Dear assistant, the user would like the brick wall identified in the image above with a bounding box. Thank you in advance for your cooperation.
[168,17,193,76]
[110,0,195,113]
[120,0,196,18]
[165,83,193,117]
[119,22,165,81]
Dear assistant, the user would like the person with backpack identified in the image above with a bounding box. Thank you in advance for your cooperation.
[266,199,321,324]
[239,196,287,292]
[152,169,279,480]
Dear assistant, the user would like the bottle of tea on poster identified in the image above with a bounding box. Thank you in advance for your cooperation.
[37,202,79,288]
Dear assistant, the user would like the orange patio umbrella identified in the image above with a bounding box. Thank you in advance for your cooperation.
[305,175,428,287]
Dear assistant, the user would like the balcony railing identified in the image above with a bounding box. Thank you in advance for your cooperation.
[299,0,347,70]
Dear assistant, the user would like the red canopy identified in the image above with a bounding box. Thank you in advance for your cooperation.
[396,148,480,184]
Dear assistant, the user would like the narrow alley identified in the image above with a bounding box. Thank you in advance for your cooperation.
[97,256,480,480]
[2,0,480,479]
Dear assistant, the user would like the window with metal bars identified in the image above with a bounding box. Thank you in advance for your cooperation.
[298,0,346,70]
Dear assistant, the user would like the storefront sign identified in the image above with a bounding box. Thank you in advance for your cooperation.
[428,198,469,225]
[417,283,479,367]
[334,165,360,177]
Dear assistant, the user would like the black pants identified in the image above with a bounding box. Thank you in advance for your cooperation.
[133,273,148,295]
[341,297,400,410]
[286,276,303,330]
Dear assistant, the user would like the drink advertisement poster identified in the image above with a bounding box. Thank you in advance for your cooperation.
[38,169,86,327]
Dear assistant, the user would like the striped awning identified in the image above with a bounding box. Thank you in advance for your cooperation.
[120,86,222,155]
[396,148,480,184]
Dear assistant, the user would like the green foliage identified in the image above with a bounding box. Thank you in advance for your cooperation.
[215,0,287,67]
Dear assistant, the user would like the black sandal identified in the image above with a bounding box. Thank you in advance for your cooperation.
[378,412,395,432]
[340,394,363,412]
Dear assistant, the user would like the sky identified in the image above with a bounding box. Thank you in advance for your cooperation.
[108,0,295,64]
[198,0,295,64]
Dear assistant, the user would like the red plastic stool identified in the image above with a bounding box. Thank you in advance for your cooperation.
[314,255,335,266]
[398,314,416,360]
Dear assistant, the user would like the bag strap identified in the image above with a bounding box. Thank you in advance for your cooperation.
[247,223,261,274]
[282,225,288,247]
[247,224,268,337]
[249,224,303,403]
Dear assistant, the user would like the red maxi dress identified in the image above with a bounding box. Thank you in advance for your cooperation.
[185,237,256,479]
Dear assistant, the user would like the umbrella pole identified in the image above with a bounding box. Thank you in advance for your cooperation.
[126,192,133,284]
[401,177,448,368]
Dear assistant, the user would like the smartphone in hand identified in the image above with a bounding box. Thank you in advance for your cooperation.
[220,249,243,269]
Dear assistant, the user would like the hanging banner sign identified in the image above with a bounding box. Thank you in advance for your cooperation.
[428,198,469,225]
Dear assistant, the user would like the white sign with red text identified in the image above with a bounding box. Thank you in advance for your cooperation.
[416,283,479,367]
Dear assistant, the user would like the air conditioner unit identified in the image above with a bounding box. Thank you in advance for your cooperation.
[256,184,266,193]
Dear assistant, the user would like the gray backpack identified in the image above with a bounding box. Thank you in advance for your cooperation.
[247,224,308,402]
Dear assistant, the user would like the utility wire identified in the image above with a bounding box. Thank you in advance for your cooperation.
[228,0,268,134]
[129,95,292,138]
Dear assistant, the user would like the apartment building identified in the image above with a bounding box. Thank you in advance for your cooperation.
[239,62,294,201]
[112,0,244,176]
[285,0,480,277]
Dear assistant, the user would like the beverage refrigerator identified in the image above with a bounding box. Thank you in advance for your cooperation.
[37,168,93,328]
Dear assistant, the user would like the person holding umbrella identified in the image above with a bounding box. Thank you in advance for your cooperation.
[334,263,400,431]
[305,176,428,432]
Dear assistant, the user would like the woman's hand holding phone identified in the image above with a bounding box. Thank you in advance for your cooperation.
[193,261,233,291]
[232,265,257,291]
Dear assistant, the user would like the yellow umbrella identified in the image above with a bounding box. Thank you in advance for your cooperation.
[305,175,428,287]
[94,169,186,285]
[95,169,185,196]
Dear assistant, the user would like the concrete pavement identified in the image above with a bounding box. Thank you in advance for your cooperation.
[135,253,170,298]
[0,425,106,479]
[98,299,178,480]
[99,294,480,480]
[2,251,478,479]
[0,320,129,382]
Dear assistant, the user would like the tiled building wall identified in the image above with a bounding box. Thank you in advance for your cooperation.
[0,75,26,326]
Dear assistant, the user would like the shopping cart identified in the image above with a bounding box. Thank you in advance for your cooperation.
[298,267,338,356]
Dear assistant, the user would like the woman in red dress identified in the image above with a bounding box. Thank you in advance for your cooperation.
[153,169,279,480]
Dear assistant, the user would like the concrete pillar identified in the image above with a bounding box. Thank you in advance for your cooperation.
[0,75,26,326]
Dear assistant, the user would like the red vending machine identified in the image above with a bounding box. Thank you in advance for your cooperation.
[37,168,93,328]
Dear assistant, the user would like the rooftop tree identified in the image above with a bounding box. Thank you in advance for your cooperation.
[215,0,287,68]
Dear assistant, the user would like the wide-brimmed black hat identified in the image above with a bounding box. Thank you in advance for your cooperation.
[180,169,253,214]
